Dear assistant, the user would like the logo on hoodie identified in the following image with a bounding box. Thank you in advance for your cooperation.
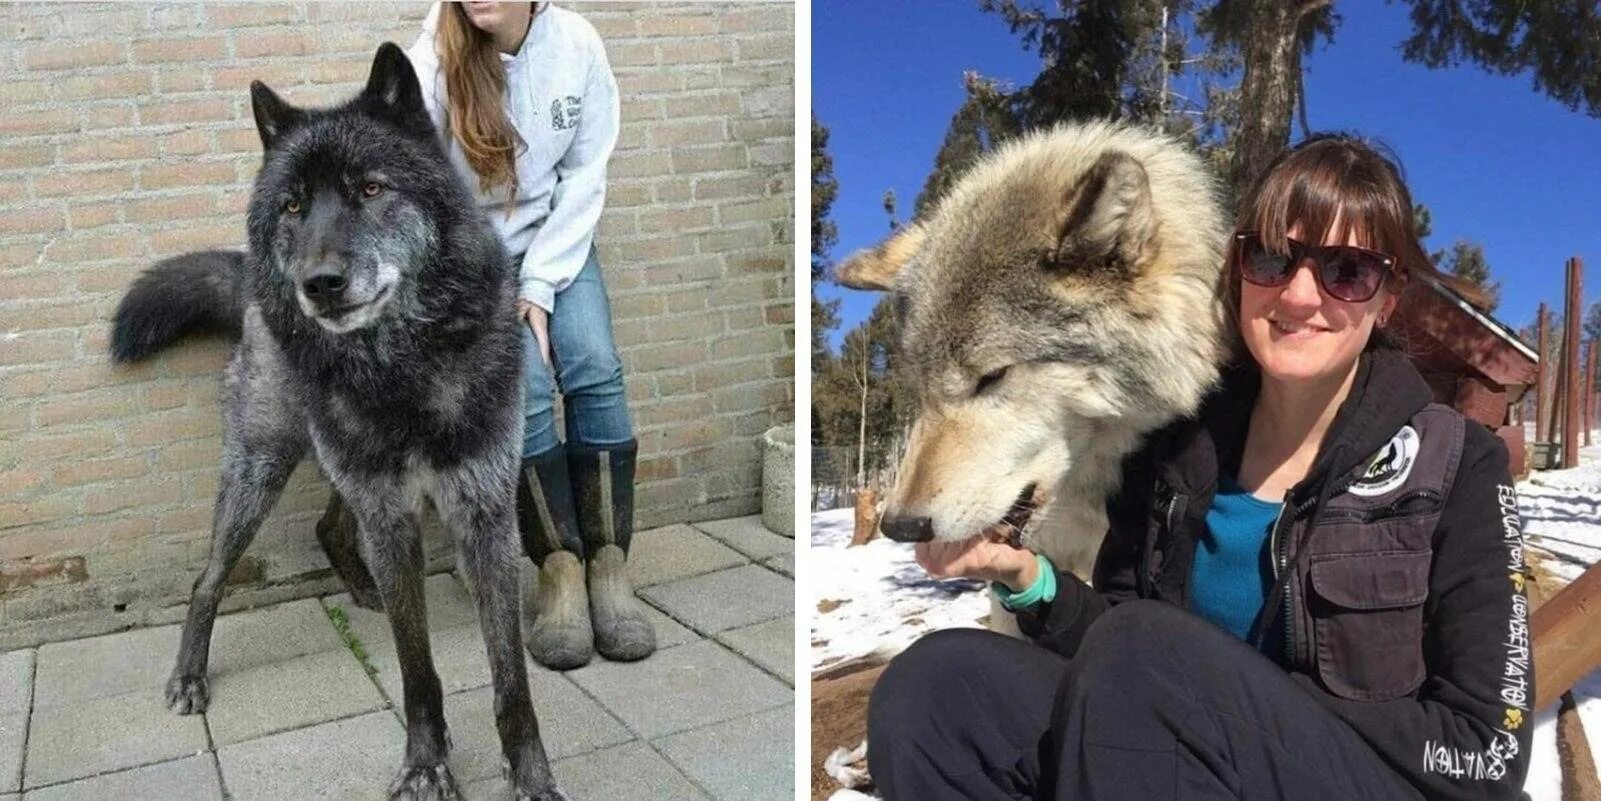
[1348,425,1418,497]
[551,96,582,130]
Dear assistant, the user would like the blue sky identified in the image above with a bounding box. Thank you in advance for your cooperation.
[813,1,1601,348]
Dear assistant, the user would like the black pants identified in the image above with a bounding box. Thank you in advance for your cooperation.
[867,600,1424,801]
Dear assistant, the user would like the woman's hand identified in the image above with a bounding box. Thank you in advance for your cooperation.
[915,536,1040,593]
[517,299,552,367]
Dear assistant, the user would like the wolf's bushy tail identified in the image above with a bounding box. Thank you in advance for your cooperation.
[111,250,248,363]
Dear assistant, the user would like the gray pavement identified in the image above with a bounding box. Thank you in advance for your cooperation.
[0,516,794,801]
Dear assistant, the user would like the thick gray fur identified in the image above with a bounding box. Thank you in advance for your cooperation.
[110,43,565,801]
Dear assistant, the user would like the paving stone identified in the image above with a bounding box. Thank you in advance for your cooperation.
[0,712,22,794]
[217,709,404,801]
[206,648,388,746]
[439,673,631,785]
[567,640,790,739]
[627,525,747,588]
[0,651,33,715]
[639,565,792,634]
[640,603,698,649]
[715,618,793,685]
[22,755,222,801]
[323,573,481,651]
[33,625,177,709]
[24,689,208,788]
[654,706,793,801]
[462,741,710,801]
[762,552,794,578]
[691,516,792,561]
[207,598,347,675]
[368,624,494,702]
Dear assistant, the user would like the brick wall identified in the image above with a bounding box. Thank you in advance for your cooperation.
[0,2,795,647]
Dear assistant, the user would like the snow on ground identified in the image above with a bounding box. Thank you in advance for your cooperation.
[809,508,989,674]
[810,440,1601,797]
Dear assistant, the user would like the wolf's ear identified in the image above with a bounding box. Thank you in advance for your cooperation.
[1055,152,1157,271]
[363,42,428,128]
[250,81,304,150]
[834,224,927,291]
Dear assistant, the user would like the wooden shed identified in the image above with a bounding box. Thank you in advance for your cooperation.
[1390,275,1540,476]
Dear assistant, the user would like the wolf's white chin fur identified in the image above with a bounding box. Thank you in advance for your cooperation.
[298,263,400,334]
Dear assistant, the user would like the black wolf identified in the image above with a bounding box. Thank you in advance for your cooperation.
[112,43,564,801]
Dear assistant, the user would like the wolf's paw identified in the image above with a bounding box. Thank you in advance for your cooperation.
[388,763,460,801]
[514,786,571,801]
[165,674,209,714]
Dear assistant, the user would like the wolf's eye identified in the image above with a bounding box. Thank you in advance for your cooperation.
[362,182,382,198]
[975,366,1009,395]
[284,199,301,214]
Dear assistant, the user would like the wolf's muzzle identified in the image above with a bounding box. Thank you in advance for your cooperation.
[302,269,348,303]
[880,514,933,543]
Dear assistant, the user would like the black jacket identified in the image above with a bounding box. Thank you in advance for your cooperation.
[1017,349,1533,801]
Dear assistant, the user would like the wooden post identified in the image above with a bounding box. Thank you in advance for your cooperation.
[1537,303,1551,444]
[849,488,879,547]
[1563,258,1584,469]
[1586,339,1597,448]
[1534,563,1601,710]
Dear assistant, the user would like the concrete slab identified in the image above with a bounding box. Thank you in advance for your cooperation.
[33,625,177,709]
[323,573,480,650]
[24,689,208,788]
[207,598,347,676]
[639,565,792,635]
[692,516,792,561]
[762,552,794,578]
[567,640,789,739]
[627,525,747,588]
[0,712,23,794]
[462,740,711,801]
[22,755,222,801]
[0,650,33,715]
[206,648,388,746]
[439,673,631,785]
[640,604,698,650]
[715,618,793,685]
[367,624,493,702]
[654,706,793,801]
[216,709,404,801]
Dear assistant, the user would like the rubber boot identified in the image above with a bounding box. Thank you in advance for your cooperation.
[568,440,656,661]
[516,445,593,670]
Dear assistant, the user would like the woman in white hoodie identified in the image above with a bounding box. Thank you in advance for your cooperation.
[406,1,653,670]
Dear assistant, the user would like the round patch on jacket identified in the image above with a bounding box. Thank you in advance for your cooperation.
[1348,425,1419,497]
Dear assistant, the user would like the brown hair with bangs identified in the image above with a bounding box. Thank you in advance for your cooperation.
[1225,133,1485,352]
[436,2,525,200]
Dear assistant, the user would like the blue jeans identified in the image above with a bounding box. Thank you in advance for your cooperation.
[519,247,634,457]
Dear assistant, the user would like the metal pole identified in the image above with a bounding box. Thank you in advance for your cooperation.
[1537,303,1550,444]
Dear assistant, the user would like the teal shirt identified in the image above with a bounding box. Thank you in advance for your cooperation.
[1189,475,1281,642]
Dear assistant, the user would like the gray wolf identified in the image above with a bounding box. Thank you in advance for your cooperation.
[835,121,1229,631]
[111,43,565,801]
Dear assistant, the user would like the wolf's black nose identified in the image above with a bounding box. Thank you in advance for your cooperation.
[880,514,933,543]
[302,271,348,300]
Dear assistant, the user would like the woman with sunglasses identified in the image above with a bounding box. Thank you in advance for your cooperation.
[868,134,1531,801]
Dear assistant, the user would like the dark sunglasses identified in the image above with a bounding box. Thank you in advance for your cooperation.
[1232,231,1399,303]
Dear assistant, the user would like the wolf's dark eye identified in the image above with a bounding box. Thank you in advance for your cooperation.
[362,182,382,198]
[284,199,301,214]
[975,366,1009,395]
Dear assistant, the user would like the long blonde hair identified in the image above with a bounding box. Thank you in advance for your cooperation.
[436,2,524,198]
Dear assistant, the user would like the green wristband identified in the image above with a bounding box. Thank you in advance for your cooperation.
[991,554,1057,611]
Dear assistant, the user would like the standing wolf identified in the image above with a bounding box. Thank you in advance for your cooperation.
[836,122,1229,632]
[111,44,564,801]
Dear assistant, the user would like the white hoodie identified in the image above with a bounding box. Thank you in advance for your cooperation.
[407,2,619,312]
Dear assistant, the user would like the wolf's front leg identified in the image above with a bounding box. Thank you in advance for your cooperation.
[169,443,304,713]
[437,469,565,801]
[345,489,459,801]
